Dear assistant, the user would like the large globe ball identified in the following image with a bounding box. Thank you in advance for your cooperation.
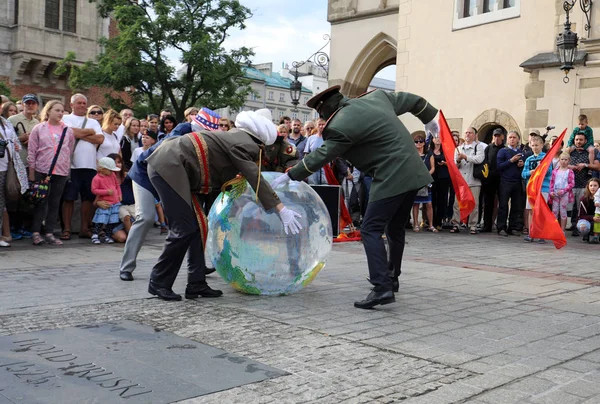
[206,172,333,295]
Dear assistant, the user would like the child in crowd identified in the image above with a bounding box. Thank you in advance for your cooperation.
[578,178,600,243]
[131,130,157,164]
[568,114,595,166]
[549,153,574,231]
[522,134,553,243]
[131,130,167,234]
[91,157,122,244]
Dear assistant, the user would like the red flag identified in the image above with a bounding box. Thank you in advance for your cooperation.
[526,129,567,249]
[438,111,475,223]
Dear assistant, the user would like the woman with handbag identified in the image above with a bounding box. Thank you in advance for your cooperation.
[412,133,437,233]
[27,100,75,245]
[0,116,22,247]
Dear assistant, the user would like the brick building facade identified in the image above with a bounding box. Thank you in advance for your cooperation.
[0,0,125,109]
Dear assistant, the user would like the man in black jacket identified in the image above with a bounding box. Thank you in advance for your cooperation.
[482,128,505,232]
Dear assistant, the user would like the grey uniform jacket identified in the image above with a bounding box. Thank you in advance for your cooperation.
[146,128,281,211]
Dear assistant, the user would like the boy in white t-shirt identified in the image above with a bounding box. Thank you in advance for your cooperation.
[131,129,157,164]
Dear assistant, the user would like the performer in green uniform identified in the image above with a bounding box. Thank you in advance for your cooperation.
[272,86,439,309]
[145,110,302,301]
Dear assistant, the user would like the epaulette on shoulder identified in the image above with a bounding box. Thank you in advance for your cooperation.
[355,89,377,99]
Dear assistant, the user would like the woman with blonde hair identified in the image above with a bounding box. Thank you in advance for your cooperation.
[97,109,121,160]
[277,124,289,138]
[184,107,199,123]
[27,100,75,245]
[86,105,104,124]
[120,117,141,170]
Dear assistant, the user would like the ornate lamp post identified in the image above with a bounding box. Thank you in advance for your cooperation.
[289,34,331,110]
[557,0,593,83]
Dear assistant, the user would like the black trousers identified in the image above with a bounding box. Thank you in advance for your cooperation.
[447,185,455,219]
[361,190,417,292]
[431,177,450,227]
[497,180,523,232]
[149,168,205,289]
[483,177,501,230]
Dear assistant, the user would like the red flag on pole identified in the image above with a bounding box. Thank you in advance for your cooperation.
[526,128,567,249]
[438,111,475,223]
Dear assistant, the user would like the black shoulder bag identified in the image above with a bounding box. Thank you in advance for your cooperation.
[27,127,68,204]
[472,143,489,182]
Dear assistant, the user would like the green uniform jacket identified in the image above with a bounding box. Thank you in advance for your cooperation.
[288,90,438,202]
[146,128,281,211]
[262,136,299,172]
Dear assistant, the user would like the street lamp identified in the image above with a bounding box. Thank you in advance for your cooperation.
[289,34,330,110]
[557,0,593,83]
[289,70,302,110]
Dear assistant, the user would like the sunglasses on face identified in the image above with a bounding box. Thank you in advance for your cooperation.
[89,110,103,115]
[414,139,425,143]
[219,124,230,128]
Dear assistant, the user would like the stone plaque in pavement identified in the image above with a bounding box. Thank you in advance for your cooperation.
[0,320,287,404]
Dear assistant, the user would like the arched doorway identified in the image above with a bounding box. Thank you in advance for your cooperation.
[343,32,397,97]
[470,109,520,144]
[478,124,507,145]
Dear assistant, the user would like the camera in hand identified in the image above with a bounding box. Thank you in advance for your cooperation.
[0,139,8,158]
[546,125,555,131]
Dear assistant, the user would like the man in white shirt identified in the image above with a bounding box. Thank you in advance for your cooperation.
[452,127,487,234]
[60,93,104,240]
[115,108,133,142]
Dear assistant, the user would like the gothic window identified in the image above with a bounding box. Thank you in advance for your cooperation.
[63,0,77,33]
[45,0,60,29]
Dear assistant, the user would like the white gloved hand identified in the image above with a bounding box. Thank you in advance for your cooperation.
[271,172,291,189]
[278,207,302,235]
[424,116,440,140]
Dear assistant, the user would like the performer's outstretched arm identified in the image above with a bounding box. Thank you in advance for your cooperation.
[383,91,438,123]
[287,129,352,182]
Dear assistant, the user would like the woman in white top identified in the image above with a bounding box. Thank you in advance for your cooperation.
[97,109,122,160]
[0,116,22,247]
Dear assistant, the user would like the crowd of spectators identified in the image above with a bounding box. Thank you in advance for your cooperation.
[0,93,184,247]
[1,91,599,249]
[411,114,600,244]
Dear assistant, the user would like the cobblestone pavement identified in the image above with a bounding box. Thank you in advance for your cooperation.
[1,230,600,403]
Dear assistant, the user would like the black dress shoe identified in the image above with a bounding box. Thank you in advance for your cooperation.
[205,267,216,275]
[185,282,223,299]
[354,290,395,309]
[120,271,134,281]
[367,277,399,292]
[148,283,182,301]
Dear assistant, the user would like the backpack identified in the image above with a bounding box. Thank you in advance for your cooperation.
[472,143,489,182]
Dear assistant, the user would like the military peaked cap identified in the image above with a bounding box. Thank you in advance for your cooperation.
[306,85,341,110]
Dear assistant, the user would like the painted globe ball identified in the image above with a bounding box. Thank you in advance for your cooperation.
[206,172,333,295]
